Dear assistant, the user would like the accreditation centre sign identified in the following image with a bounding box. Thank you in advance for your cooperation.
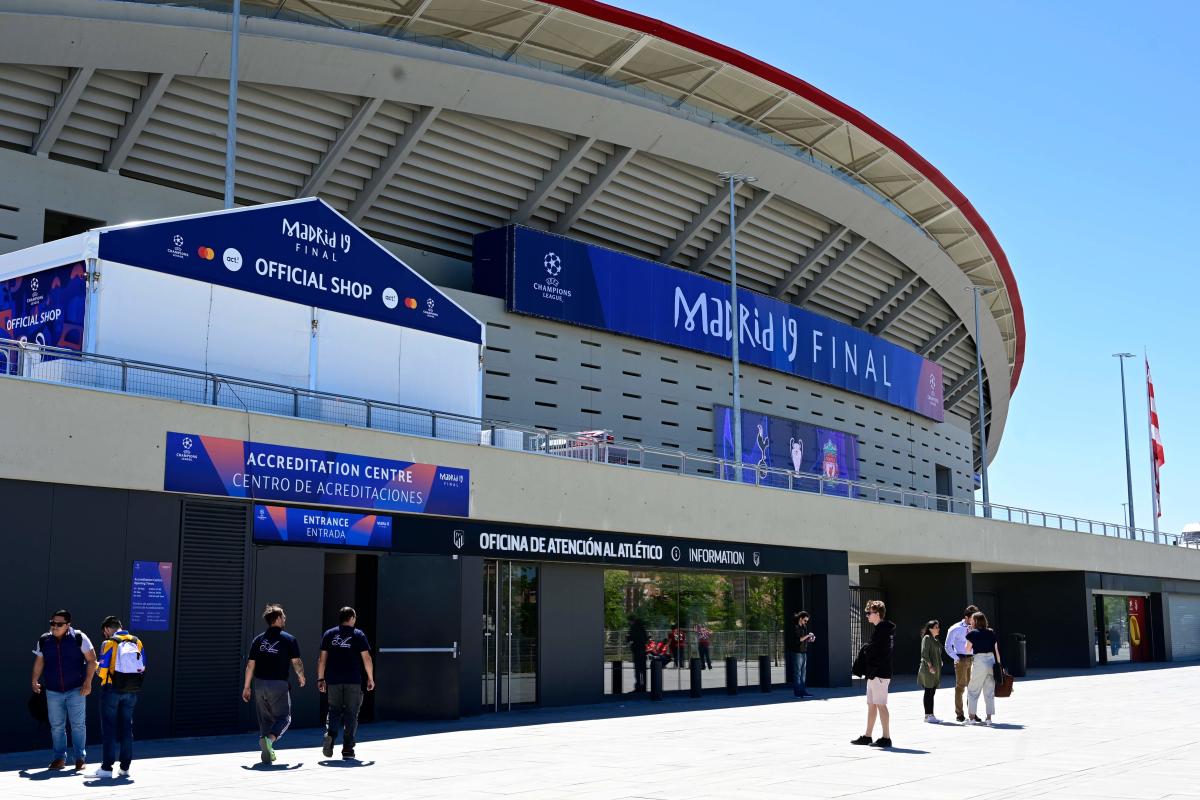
[395,518,847,575]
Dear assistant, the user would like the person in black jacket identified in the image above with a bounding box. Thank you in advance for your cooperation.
[627,618,649,691]
[851,600,896,748]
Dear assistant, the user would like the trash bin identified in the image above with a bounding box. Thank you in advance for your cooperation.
[1009,633,1027,677]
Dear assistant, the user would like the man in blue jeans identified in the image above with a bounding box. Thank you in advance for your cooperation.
[791,611,816,698]
[31,609,97,771]
[90,616,145,779]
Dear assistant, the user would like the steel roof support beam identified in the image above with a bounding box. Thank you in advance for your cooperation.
[551,145,635,233]
[102,71,173,173]
[347,104,440,222]
[511,134,596,224]
[871,280,932,335]
[504,8,555,59]
[687,187,772,273]
[917,318,962,357]
[791,233,867,305]
[915,203,958,226]
[744,92,789,123]
[30,66,94,156]
[389,0,433,33]
[659,189,728,265]
[930,327,971,363]
[300,96,383,198]
[855,274,919,329]
[943,367,980,409]
[601,34,650,77]
[673,64,722,107]
[771,224,848,299]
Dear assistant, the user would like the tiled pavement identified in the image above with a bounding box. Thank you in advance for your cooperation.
[4,663,1198,800]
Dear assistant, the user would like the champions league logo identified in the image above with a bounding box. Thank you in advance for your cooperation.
[29,278,38,294]
[173,435,199,464]
[167,233,188,260]
[533,252,571,302]
[423,297,439,320]
[257,507,267,522]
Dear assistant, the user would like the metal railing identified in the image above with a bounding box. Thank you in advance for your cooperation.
[1,338,1192,549]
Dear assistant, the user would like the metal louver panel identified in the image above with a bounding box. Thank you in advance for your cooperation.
[172,500,249,736]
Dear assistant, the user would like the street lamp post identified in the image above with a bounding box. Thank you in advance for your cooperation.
[967,286,996,516]
[1113,353,1136,538]
[718,172,756,482]
[224,0,241,209]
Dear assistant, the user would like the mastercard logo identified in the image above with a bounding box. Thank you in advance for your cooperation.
[197,246,216,260]
[404,297,418,309]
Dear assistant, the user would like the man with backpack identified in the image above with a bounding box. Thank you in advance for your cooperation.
[90,616,145,779]
[31,609,97,771]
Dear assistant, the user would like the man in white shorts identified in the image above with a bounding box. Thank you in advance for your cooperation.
[851,600,896,748]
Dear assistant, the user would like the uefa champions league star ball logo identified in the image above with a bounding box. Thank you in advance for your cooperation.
[173,235,184,248]
[168,233,188,259]
[29,278,38,293]
[174,434,199,463]
[181,437,193,450]
[544,252,562,287]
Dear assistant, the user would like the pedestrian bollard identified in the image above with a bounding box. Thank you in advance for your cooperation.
[725,656,738,695]
[758,655,771,692]
[650,659,664,701]
[690,657,702,697]
[611,659,623,694]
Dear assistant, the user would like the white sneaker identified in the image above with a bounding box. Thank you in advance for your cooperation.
[983,719,993,727]
[118,769,130,777]
[925,715,941,724]
[88,768,113,779]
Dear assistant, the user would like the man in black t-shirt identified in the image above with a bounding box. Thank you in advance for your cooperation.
[317,606,375,759]
[242,604,305,764]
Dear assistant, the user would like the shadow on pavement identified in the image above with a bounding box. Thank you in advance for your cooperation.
[240,762,303,771]
[881,747,929,755]
[83,777,134,788]
[18,768,83,781]
[318,759,375,767]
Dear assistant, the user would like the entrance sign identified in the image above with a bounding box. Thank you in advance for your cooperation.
[99,199,482,343]
[392,518,848,575]
[253,504,393,550]
[129,560,172,632]
[474,225,943,420]
[163,431,470,518]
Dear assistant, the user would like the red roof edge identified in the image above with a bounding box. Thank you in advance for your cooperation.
[542,0,1025,394]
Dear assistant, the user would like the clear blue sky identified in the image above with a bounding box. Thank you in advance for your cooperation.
[618,0,1198,533]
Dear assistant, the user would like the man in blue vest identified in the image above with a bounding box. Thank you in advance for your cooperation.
[31,609,98,771]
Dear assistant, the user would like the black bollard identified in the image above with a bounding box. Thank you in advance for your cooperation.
[650,658,664,701]
[611,659,623,694]
[725,656,738,695]
[758,655,771,692]
[689,657,702,697]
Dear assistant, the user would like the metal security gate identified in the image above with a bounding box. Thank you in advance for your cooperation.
[848,586,888,668]
[171,500,250,735]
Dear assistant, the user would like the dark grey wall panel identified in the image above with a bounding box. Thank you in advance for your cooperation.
[458,556,483,717]
[251,545,326,730]
[538,564,603,706]
[121,492,182,741]
[860,562,972,675]
[374,554,461,719]
[808,573,852,687]
[974,572,1091,668]
[0,480,54,754]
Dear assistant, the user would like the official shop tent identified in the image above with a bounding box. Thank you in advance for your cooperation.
[0,198,483,421]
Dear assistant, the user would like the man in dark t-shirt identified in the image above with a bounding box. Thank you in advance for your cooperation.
[242,604,305,764]
[318,606,375,759]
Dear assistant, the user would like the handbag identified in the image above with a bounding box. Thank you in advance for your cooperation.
[995,670,1014,698]
[27,690,48,723]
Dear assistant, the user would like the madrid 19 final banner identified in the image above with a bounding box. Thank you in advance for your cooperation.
[163,432,470,518]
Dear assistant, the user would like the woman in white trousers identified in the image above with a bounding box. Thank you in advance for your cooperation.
[964,611,1002,725]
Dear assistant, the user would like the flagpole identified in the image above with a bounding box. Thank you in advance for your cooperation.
[1144,348,1160,542]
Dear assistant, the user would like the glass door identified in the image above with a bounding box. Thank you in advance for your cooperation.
[482,560,538,710]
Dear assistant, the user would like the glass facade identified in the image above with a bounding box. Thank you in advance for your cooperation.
[483,561,538,710]
[603,570,786,694]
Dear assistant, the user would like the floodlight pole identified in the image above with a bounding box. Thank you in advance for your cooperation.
[719,172,756,482]
[224,0,241,209]
[1113,352,1136,537]
[968,286,995,517]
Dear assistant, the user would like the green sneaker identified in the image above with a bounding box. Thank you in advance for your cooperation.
[259,736,277,763]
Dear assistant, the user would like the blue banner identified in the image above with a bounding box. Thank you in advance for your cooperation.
[0,262,86,372]
[98,199,482,344]
[129,560,172,632]
[715,405,860,495]
[476,226,943,420]
[253,504,393,549]
[163,431,470,518]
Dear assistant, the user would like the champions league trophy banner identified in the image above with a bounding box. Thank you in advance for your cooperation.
[715,405,861,495]
[163,432,470,517]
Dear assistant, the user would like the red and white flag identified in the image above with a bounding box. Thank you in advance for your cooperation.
[1146,358,1165,517]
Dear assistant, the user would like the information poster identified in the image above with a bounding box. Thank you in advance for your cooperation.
[129,560,173,632]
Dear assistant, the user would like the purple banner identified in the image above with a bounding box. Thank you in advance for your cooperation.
[715,405,861,495]
[253,504,393,550]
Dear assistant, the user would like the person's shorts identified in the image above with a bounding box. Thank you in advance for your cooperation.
[866,677,890,705]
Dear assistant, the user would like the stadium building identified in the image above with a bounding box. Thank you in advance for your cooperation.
[0,0,1197,751]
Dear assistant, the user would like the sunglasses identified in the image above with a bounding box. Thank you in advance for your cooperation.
[48,621,68,627]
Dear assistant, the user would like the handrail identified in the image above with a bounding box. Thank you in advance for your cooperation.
[1,338,1191,549]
